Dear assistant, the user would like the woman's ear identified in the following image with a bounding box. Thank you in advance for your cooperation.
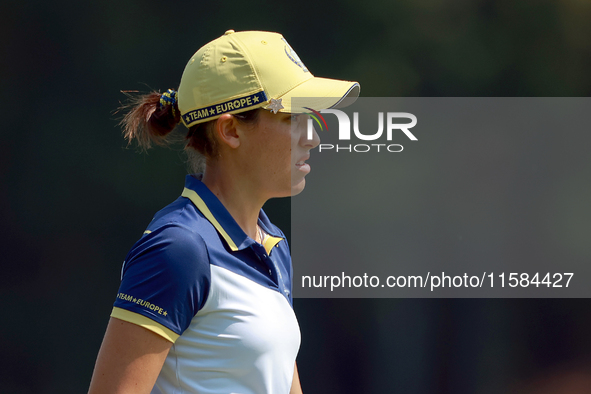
[215,114,241,149]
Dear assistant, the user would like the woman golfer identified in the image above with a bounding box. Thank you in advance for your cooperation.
[88,30,359,394]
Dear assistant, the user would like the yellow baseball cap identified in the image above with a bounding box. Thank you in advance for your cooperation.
[178,30,360,128]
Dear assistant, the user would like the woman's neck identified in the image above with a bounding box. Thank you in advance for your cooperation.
[201,166,266,242]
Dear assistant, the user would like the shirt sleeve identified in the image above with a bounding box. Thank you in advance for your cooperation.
[111,224,211,342]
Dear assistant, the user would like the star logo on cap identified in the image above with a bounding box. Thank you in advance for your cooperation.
[267,98,284,114]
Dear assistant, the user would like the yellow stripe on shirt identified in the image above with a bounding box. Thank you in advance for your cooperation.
[111,307,180,343]
[181,187,239,251]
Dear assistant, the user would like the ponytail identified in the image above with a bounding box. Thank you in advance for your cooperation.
[119,89,181,150]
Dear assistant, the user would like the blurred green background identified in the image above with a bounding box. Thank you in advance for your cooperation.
[2,0,591,393]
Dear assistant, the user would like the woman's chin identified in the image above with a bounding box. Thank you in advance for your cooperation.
[290,177,306,196]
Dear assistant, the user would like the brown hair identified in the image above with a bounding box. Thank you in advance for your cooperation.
[119,91,181,150]
[119,90,261,165]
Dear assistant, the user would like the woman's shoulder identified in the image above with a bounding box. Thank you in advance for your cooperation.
[123,196,213,269]
[147,195,208,234]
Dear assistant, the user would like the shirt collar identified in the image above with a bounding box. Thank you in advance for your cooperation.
[181,175,284,252]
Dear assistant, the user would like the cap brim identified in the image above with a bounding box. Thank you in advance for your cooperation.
[277,77,360,113]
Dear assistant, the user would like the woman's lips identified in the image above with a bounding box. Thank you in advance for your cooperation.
[295,155,311,173]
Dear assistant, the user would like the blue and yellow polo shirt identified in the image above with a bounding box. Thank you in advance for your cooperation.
[111,175,300,394]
